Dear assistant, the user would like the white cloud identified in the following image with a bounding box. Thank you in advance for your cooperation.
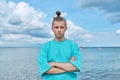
[79,0,120,24]
[0,1,93,47]
[13,2,46,21]
[61,12,67,17]
[116,29,120,35]
[1,34,30,40]
[89,32,120,47]
[81,33,93,42]
[8,14,22,25]
[8,1,47,28]
[0,1,52,46]
[9,1,16,8]
[1,33,50,44]
[66,20,93,43]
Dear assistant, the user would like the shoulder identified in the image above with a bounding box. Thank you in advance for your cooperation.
[67,39,80,50]
[41,40,53,49]
[67,39,78,46]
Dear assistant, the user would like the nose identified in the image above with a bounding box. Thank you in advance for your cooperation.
[58,27,61,32]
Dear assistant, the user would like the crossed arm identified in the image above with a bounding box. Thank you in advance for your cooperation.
[46,56,78,74]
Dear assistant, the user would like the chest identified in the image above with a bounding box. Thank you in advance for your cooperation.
[47,44,73,62]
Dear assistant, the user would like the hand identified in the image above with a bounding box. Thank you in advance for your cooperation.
[48,62,57,67]
[48,62,54,66]
[70,56,76,61]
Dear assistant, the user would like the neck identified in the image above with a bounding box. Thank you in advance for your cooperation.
[54,37,66,42]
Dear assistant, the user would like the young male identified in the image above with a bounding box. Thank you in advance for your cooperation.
[38,11,82,80]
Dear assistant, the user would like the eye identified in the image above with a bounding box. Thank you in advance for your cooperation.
[60,26,64,29]
[54,26,58,29]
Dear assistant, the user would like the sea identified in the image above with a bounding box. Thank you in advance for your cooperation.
[0,47,120,80]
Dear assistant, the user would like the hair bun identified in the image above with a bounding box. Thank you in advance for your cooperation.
[56,11,61,17]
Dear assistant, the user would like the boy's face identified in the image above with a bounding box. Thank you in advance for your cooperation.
[52,21,67,39]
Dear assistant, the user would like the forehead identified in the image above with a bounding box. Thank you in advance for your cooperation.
[53,21,65,26]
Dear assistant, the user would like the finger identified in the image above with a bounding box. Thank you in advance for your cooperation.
[70,56,76,61]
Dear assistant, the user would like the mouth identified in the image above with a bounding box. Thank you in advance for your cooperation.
[56,33,63,37]
[57,33,62,36]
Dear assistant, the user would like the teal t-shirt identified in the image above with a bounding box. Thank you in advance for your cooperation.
[38,39,82,80]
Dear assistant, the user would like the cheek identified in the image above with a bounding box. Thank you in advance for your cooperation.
[52,29,57,33]
[62,29,66,32]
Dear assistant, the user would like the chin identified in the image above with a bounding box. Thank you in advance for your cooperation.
[56,36,64,39]
[55,34,64,39]
[57,37,63,39]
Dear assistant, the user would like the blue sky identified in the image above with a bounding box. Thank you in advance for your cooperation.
[0,0,120,47]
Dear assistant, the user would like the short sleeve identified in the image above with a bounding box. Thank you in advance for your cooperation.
[38,45,52,76]
[70,43,82,72]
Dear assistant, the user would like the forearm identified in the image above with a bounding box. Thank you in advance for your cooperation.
[46,67,66,74]
[49,62,78,72]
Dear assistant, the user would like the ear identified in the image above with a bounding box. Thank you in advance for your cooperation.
[65,26,67,31]
[51,26,53,30]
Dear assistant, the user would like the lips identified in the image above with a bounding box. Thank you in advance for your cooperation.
[57,33,62,36]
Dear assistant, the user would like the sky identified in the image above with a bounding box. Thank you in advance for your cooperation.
[0,0,120,47]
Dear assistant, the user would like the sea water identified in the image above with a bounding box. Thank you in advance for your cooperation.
[0,47,120,80]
